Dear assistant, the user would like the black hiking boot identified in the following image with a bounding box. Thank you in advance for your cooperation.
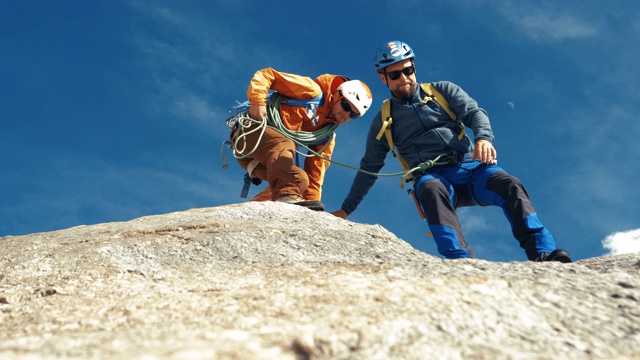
[275,196,325,211]
[294,200,325,211]
[535,249,572,263]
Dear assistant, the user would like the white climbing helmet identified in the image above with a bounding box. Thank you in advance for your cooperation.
[337,80,373,116]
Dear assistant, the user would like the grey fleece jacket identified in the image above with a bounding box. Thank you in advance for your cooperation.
[340,81,494,215]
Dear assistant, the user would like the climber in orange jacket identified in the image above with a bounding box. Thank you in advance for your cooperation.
[231,68,373,210]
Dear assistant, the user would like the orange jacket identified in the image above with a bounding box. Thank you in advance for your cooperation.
[247,68,347,201]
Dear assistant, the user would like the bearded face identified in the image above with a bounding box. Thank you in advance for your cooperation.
[378,60,417,99]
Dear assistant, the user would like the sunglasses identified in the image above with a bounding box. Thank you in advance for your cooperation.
[340,98,360,119]
[386,65,416,81]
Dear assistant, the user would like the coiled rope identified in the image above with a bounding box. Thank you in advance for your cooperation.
[229,92,452,183]
[230,92,336,160]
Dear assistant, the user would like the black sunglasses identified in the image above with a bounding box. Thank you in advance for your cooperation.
[340,98,359,119]
[386,66,415,81]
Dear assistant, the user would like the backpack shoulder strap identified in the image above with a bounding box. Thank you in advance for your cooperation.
[230,93,325,116]
[375,99,412,185]
[420,83,465,141]
[279,93,325,107]
[375,99,393,143]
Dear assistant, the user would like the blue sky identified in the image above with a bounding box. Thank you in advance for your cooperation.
[2,0,639,261]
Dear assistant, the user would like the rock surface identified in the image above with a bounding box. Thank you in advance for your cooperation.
[1,202,639,359]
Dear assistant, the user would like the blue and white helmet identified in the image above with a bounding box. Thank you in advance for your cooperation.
[373,40,415,72]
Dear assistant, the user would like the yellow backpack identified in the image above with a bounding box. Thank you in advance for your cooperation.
[375,83,465,172]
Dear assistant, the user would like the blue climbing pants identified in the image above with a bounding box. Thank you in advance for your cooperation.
[414,161,556,260]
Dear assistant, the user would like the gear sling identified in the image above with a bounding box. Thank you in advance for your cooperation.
[375,83,465,221]
[222,93,328,198]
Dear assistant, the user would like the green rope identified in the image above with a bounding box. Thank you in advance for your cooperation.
[230,92,336,160]
[230,93,452,181]
[229,112,267,160]
[266,93,338,148]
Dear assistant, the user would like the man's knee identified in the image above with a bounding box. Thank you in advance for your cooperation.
[486,172,532,207]
[419,179,449,202]
[486,171,524,191]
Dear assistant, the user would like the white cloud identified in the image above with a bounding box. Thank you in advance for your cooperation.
[172,92,217,127]
[518,14,596,41]
[499,3,598,42]
[458,208,492,233]
[602,229,640,255]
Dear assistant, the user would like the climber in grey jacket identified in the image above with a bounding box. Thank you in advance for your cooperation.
[331,40,571,263]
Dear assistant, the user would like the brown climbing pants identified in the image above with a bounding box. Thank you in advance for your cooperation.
[233,123,309,200]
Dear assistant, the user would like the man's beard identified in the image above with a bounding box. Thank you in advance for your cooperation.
[391,81,416,99]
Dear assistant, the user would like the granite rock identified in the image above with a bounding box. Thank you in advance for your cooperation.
[1,202,639,359]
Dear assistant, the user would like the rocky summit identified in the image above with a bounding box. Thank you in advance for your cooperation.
[1,202,639,359]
